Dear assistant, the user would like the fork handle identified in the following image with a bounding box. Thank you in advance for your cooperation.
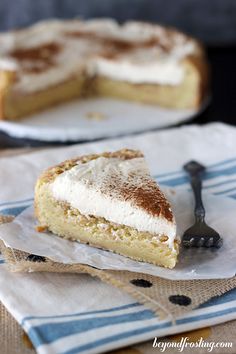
[184,161,206,223]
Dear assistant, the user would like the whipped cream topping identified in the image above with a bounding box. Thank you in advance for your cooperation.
[0,19,198,92]
[88,57,184,85]
[50,156,176,248]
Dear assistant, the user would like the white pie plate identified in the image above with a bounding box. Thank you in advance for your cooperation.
[0,98,206,142]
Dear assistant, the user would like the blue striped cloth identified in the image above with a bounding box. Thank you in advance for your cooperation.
[156,157,236,198]
[0,123,236,353]
[0,250,236,354]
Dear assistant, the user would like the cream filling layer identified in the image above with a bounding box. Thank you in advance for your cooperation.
[88,57,184,85]
[50,156,176,248]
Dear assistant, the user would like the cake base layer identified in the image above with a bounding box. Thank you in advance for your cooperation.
[35,183,178,269]
[1,75,85,121]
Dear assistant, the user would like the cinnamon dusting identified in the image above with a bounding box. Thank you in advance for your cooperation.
[112,174,173,222]
[65,30,171,57]
[94,151,174,223]
[9,42,61,73]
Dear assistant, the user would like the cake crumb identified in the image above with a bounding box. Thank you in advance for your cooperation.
[35,225,48,232]
[85,111,108,121]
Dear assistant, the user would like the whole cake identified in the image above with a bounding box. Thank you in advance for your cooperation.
[35,149,179,268]
[0,18,209,120]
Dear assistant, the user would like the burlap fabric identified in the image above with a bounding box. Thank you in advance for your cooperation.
[1,215,236,321]
[0,302,35,354]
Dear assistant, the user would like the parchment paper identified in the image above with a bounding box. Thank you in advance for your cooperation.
[0,188,235,280]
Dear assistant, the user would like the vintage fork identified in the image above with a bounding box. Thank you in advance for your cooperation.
[182,161,223,248]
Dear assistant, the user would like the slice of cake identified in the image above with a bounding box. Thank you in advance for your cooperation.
[0,19,209,120]
[35,149,179,268]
